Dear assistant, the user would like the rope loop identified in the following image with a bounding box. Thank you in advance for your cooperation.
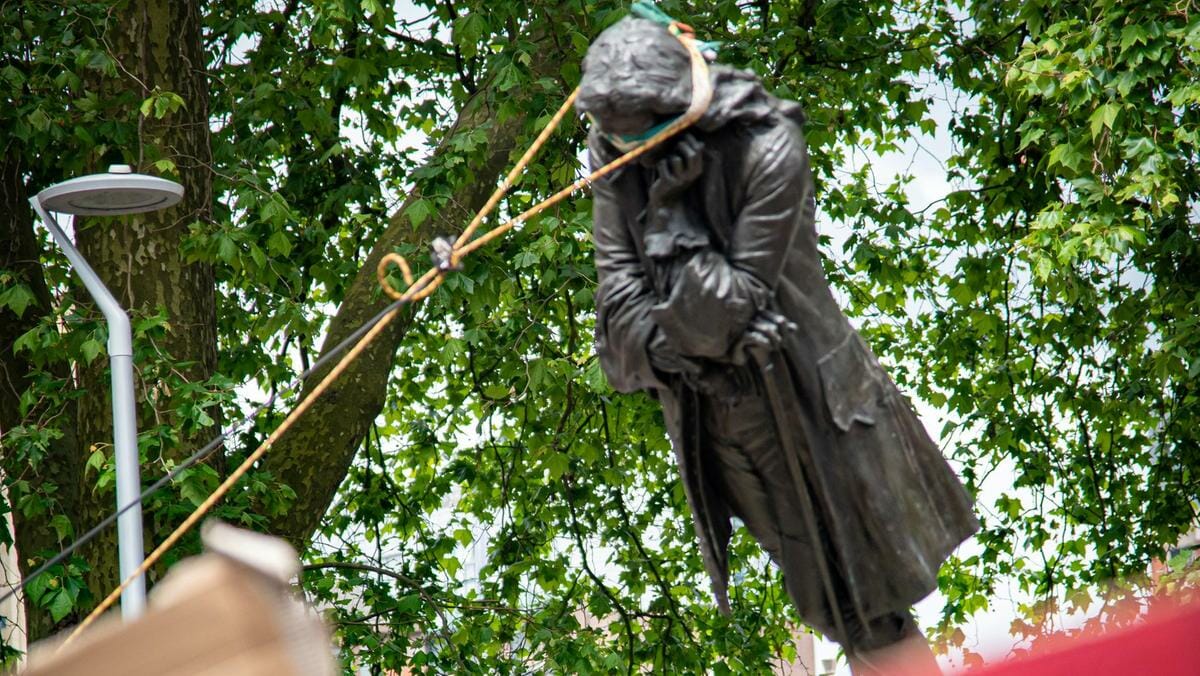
[376,252,414,300]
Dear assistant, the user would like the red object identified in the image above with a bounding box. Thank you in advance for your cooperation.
[965,601,1200,676]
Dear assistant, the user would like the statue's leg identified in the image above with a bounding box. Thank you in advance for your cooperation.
[844,611,940,676]
[703,394,941,674]
[701,395,786,564]
[701,394,828,625]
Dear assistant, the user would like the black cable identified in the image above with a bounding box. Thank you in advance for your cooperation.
[0,295,411,607]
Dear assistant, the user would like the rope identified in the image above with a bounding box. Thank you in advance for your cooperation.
[58,25,712,649]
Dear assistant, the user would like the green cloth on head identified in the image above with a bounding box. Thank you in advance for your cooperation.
[630,1,676,25]
[629,1,722,55]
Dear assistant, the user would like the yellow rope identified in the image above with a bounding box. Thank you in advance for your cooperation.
[62,27,712,648]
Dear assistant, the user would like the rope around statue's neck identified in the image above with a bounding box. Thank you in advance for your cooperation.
[60,25,712,649]
[376,22,713,296]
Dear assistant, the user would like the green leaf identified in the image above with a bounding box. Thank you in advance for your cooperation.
[153,91,185,118]
[12,327,39,355]
[0,283,35,317]
[267,230,292,256]
[25,572,50,605]
[582,360,610,394]
[406,198,431,228]
[249,243,267,269]
[80,338,103,364]
[1018,126,1045,151]
[46,588,74,623]
[1119,24,1149,52]
[453,14,486,58]
[85,448,106,475]
[494,63,522,92]
[50,514,73,542]
[1047,142,1084,172]
[482,384,510,400]
[27,108,51,132]
[1089,103,1119,139]
[180,475,209,507]
[453,527,473,547]
[1167,550,1192,571]
[216,233,238,263]
[544,451,569,479]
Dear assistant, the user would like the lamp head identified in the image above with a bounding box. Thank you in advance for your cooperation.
[35,165,184,216]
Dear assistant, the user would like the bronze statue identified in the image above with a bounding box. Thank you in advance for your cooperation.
[580,16,978,673]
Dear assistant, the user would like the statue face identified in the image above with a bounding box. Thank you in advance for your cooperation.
[587,108,683,154]
[589,108,659,137]
[578,18,693,144]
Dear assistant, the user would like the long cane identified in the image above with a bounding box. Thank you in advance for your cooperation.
[752,350,856,650]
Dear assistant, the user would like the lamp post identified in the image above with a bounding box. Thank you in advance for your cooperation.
[29,165,184,621]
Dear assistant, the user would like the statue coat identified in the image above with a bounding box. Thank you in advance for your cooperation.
[589,65,979,628]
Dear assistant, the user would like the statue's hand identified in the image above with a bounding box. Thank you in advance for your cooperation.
[729,310,797,366]
[649,134,704,206]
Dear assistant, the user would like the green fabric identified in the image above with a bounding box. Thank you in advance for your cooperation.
[586,111,681,152]
[602,114,682,150]
[630,1,674,25]
[628,0,676,24]
[629,1,722,54]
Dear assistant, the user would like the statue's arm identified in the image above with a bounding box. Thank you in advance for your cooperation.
[726,125,813,297]
[650,124,812,359]
[591,157,671,393]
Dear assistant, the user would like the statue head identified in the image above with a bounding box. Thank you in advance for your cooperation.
[577,17,693,144]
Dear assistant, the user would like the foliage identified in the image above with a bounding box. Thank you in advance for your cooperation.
[2,0,1198,671]
[853,0,1200,643]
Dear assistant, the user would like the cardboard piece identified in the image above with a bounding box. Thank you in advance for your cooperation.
[24,524,335,676]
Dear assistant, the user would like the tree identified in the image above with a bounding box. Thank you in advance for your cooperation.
[2,0,1197,671]
[840,0,1200,643]
[2,0,224,638]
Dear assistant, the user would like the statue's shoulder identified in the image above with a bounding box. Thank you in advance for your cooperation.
[734,114,806,177]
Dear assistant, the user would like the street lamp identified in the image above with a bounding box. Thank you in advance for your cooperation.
[29,164,184,621]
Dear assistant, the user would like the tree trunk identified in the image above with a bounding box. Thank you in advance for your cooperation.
[71,0,216,610]
[261,93,516,546]
[5,1,573,638]
[0,146,84,642]
[262,44,565,546]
